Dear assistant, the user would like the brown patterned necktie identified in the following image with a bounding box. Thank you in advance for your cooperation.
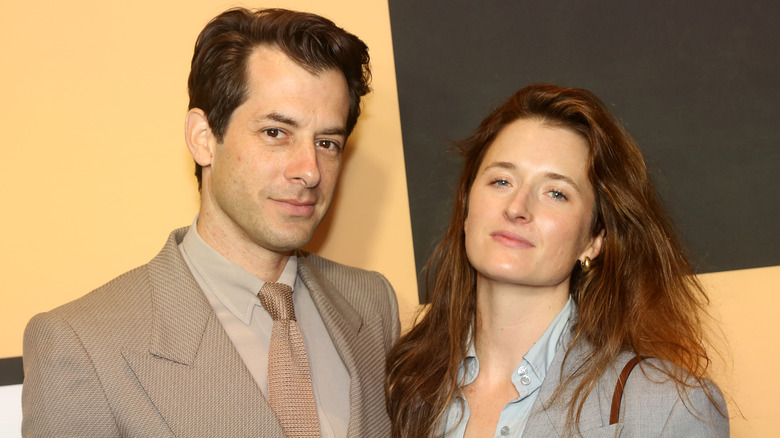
[258,282,320,437]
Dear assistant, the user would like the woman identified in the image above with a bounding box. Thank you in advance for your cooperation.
[386,84,728,437]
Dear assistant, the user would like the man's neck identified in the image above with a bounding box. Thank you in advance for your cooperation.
[195,214,291,282]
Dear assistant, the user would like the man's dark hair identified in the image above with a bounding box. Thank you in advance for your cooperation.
[188,8,372,188]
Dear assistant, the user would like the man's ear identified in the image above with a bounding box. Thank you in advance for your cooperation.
[185,108,215,167]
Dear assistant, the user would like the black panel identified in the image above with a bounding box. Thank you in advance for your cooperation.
[0,357,23,386]
[389,0,780,300]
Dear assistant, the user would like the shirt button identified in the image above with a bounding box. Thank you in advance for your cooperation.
[520,375,532,385]
[500,425,510,436]
[517,365,527,375]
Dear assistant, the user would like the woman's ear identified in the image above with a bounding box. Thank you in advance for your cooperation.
[185,108,215,167]
[584,229,605,261]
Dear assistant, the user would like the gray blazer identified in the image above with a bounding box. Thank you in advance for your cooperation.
[22,228,400,437]
[524,325,729,437]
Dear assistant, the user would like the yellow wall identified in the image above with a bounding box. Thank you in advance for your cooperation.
[1,1,777,436]
[0,0,419,357]
[702,266,780,436]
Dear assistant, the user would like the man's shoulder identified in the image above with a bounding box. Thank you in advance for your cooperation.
[39,227,189,320]
[296,251,394,295]
[298,251,381,279]
[53,264,150,315]
[297,251,400,346]
[297,251,396,307]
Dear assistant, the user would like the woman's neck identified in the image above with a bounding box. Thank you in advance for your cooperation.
[473,278,570,374]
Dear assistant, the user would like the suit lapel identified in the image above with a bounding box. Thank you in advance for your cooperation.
[298,256,388,438]
[297,257,363,416]
[524,336,567,437]
[524,319,626,437]
[298,255,363,348]
[122,229,284,437]
[145,231,211,366]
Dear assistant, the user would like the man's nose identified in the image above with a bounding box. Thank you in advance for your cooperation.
[285,141,321,188]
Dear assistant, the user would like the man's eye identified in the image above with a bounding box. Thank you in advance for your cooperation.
[264,128,281,138]
[317,140,340,150]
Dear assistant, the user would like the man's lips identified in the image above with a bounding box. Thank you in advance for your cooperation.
[273,198,317,216]
[490,230,534,248]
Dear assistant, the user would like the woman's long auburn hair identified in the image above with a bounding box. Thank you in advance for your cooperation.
[386,84,720,437]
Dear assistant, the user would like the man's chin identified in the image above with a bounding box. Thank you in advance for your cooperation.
[260,230,316,253]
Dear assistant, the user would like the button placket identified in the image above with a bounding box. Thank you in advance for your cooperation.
[517,365,531,386]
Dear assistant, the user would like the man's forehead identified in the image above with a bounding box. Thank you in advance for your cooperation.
[247,44,342,80]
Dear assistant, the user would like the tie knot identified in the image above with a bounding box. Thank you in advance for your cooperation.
[258,282,295,321]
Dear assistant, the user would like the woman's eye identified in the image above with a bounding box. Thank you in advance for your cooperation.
[549,190,567,200]
[491,179,510,187]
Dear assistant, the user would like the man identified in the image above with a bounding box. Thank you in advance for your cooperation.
[22,8,399,437]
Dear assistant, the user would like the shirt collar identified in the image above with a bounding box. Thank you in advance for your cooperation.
[458,297,573,388]
[460,330,479,387]
[179,216,298,324]
[523,297,573,384]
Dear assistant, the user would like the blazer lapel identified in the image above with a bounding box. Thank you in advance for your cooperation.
[122,229,284,437]
[524,337,566,437]
[298,256,388,438]
[524,319,625,438]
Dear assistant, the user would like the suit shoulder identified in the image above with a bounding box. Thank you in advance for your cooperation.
[299,251,376,275]
[24,262,159,360]
[299,251,392,290]
[297,251,399,326]
[35,228,187,322]
[617,356,729,436]
[46,263,151,319]
[298,251,401,354]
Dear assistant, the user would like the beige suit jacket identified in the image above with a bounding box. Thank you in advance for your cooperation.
[22,228,400,437]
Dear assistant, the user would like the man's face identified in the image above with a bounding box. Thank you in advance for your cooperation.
[198,46,350,258]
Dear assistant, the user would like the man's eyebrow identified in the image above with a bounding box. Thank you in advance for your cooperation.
[264,112,298,127]
[319,127,348,137]
[256,112,347,137]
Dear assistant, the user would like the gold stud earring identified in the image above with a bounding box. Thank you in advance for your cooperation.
[581,256,592,272]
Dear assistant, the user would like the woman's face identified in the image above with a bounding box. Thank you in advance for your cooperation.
[464,118,603,290]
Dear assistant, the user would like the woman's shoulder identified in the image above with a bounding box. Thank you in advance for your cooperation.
[616,355,729,437]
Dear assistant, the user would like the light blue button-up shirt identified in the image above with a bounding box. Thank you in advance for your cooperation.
[440,298,573,438]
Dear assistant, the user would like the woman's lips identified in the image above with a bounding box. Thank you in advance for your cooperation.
[490,230,534,248]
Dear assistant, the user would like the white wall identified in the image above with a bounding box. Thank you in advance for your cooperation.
[0,385,22,437]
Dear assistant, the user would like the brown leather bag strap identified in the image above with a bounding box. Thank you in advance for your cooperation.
[609,355,645,425]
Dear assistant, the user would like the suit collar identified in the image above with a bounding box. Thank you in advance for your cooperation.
[296,251,363,339]
[146,227,212,365]
[297,251,380,438]
[124,228,283,436]
[133,234,371,437]
[145,234,365,382]
[525,311,628,436]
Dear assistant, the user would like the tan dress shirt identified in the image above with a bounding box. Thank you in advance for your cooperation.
[179,219,350,437]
